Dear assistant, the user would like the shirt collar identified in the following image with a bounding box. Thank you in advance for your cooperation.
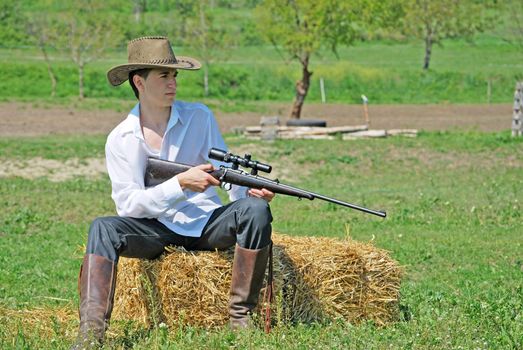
[127,102,186,141]
[127,103,143,141]
[166,102,184,133]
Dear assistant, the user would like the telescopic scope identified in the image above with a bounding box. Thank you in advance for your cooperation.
[208,148,272,174]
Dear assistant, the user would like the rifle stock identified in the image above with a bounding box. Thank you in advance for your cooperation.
[145,157,386,218]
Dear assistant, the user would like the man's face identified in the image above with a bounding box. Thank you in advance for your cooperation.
[138,68,178,107]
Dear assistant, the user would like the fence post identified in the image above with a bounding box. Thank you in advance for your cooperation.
[320,77,326,104]
[361,95,369,126]
[512,82,523,137]
[487,79,491,104]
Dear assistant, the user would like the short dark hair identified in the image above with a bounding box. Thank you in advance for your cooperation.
[129,69,152,99]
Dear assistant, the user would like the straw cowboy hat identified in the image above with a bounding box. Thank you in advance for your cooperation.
[107,36,201,86]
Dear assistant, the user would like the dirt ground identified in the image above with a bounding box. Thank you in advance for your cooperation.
[0,101,514,181]
[0,101,513,137]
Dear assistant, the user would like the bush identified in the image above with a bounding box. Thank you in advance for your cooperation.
[0,61,515,104]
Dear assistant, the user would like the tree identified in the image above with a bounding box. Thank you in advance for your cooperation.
[503,0,523,54]
[53,1,124,99]
[255,0,389,119]
[1,3,58,99]
[25,14,59,97]
[401,0,495,70]
[133,0,147,23]
[183,0,238,97]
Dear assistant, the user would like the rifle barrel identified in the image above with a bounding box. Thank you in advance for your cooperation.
[311,193,387,218]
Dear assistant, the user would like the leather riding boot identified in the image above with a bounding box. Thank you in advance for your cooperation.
[229,244,270,329]
[71,254,117,350]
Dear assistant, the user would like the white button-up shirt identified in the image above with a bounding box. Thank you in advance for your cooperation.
[105,101,247,237]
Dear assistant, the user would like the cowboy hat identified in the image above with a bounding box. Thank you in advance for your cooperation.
[107,36,201,86]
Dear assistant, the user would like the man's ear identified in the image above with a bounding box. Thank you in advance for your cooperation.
[133,74,145,92]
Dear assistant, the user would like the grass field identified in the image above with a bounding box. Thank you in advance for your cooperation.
[1,34,522,106]
[0,130,521,349]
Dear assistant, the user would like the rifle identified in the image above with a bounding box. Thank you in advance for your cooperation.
[144,148,386,218]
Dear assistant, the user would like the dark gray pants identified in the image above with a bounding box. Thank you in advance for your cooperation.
[86,197,273,262]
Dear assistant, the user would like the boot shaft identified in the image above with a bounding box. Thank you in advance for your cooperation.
[229,244,270,328]
[74,254,117,346]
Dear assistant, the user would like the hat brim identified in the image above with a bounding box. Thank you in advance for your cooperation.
[107,56,201,86]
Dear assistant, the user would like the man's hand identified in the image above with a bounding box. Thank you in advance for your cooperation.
[176,164,220,192]
[248,188,275,202]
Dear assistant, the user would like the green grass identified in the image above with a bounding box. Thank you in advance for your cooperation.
[0,135,107,160]
[1,33,521,106]
[0,131,522,349]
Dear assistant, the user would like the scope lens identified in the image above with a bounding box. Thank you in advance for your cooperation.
[257,163,272,173]
[208,148,228,161]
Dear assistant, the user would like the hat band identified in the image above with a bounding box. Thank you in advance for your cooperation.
[133,57,178,65]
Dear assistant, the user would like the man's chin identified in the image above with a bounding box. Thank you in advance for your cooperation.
[164,95,176,105]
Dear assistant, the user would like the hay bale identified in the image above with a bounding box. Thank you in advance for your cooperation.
[112,258,158,325]
[112,233,402,328]
[271,235,402,325]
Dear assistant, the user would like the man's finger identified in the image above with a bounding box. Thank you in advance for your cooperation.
[207,174,221,186]
[261,188,275,198]
[196,163,214,171]
[248,189,263,197]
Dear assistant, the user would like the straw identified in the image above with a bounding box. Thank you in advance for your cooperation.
[112,233,403,328]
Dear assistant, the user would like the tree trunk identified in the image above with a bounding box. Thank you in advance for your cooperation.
[134,0,145,23]
[290,55,312,119]
[203,63,209,97]
[423,30,433,70]
[39,45,57,98]
[199,4,209,97]
[79,62,85,99]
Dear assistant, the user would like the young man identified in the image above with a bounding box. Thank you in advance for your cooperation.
[71,36,274,349]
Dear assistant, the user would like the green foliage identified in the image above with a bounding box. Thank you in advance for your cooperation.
[0,0,264,48]
[253,0,400,117]
[401,0,497,42]
[500,0,523,50]
[255,0,362,59]
[0,0,520,107]
[0,57,517,104]
[0,0,30,47]
[400,0,498,69]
